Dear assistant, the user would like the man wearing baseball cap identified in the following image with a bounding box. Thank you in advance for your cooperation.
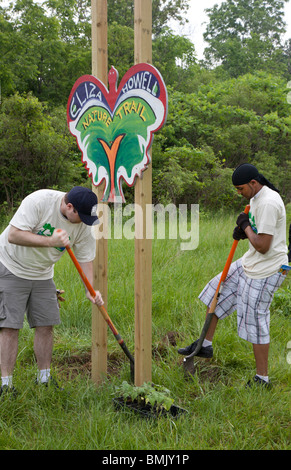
[0,186,103,396]
[66,186,99,226]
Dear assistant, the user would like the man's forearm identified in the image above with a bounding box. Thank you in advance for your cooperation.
[79,261,94,289]
[78,261,104,306]
[8,226,52,247]
[8,225,70,248]
[244,227,272,254]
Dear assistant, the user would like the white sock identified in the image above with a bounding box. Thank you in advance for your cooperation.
[256,374,269,383]
[1,376,13,387]
[202,339,212,347]
[37,369,50,383]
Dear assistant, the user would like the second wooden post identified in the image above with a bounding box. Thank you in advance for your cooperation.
[134,0,153,386]
[91,0,108,384]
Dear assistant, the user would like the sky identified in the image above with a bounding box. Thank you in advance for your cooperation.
[174,0,291,60]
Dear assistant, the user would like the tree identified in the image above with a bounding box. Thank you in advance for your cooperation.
[153,28,197,91]
[45,0,91,44]
[152,71,291,207]
[281,38,291,77]
[0,0,193,105]
[108,23,134,80]
[0,93,76,208]
[0,0,70,103]
[107,0,190,37]
[203,0,288,76]
[0,5,18,96]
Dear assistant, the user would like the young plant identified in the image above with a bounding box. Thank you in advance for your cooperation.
[115,381,175,412]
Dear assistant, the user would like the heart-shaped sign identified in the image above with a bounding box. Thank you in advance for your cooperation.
[67,63,168,202]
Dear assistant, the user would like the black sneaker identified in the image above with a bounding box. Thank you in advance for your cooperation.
[37,376,64,390]
[246,375,271,389]
[0,385,18,398]
[178,339,213,358]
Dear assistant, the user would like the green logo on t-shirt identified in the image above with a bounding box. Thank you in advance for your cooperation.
[38,223,55,237]
[37,223,65,252]
[249,212,257,234]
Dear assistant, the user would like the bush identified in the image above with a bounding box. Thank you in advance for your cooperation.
[0,94,83,209]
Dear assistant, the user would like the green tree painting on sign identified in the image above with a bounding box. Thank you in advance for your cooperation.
[67,65,168,202]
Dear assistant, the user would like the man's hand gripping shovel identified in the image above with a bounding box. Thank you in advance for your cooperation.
[183,205,250,375]
[58,233,135,381]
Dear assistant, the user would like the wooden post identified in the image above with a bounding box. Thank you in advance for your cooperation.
[91,0,108,384]
[134,0,152,386]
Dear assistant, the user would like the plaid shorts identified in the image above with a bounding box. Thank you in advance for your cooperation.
[198,258,286,344]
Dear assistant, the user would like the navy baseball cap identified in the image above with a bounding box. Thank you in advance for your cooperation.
[67,186,98,226]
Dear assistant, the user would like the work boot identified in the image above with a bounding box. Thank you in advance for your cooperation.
[178,339,213,358]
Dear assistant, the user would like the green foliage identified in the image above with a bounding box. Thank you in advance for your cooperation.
[0,0,290,210]
[107,0,190,37]
[153,144,238,208]
[108,23,134,80]
[0,0,191,104]
[203,0,288,77]
[153,28,197,92]
[272,281,291,317]
[0,93,83,208]
[0,0,91,104]
[152,72,291,208]
[115,381,175,411]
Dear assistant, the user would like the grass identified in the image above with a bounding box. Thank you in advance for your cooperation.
[0,212,290,450]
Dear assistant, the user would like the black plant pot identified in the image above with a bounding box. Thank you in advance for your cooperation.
[113,396,188,419]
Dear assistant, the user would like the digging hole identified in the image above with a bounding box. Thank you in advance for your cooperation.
[55,351,124,380]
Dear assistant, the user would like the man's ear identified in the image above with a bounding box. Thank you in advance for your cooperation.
[249,179,259,188]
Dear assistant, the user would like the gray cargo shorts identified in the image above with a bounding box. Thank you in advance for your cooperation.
[0,262,60,329]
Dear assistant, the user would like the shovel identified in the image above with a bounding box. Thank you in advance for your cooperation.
[62,239,135,381]
[183,204,250,372]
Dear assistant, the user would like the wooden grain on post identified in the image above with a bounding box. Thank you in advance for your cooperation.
[134,0,153,386]
[91,0,108,384]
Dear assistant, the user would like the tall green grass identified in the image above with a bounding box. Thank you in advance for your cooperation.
[0,213,290,450]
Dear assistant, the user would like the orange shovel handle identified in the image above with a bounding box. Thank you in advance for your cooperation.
[57,234,134,377]
[216,204,250,289]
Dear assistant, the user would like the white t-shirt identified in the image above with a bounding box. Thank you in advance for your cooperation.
[242,185,288,279]
[0,189,96,280]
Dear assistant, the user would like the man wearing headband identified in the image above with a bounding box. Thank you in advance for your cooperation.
[0,187,103,396]
[178,164,288,388]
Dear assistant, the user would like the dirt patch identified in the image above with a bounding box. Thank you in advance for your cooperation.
[153,331,182,358]
[163,331,180,346]
[54,331,223,386]
[182,356,223,384]
[197,362,222,383]
[55,351,124,380]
